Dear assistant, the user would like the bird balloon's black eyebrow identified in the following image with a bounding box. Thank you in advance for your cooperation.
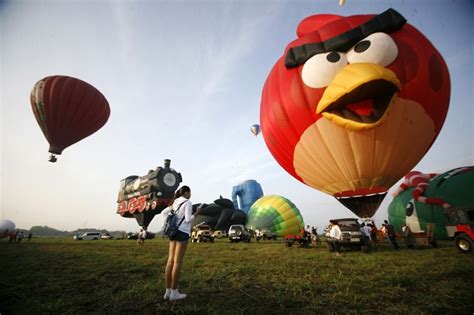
[284,8,407,69]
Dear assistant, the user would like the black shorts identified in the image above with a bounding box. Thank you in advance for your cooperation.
[169,230,189,243]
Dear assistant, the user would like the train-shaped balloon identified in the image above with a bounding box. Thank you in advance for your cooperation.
[117,159,182,227]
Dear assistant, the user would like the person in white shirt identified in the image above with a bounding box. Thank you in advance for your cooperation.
[329,220,343,256]
[161,185,201,302]
[360,223,372,243]
[137,228,147,247]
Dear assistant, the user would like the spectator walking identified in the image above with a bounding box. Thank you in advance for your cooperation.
[17,232,24,243]
[369,223,378,246]
[360,223,372,243]
[329,220,343,256]
[137,228,147,247]
[384,220,400,249]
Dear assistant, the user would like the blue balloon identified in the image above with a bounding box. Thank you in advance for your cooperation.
[250,124,261,136]
[231,180,264,214]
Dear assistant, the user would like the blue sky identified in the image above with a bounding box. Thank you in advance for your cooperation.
[1,0,472,232]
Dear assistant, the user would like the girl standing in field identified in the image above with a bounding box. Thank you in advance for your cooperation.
[161,185,200,301]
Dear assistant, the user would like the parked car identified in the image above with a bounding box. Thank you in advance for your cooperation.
[76,232,101,240]
[126,231,155,240]
[191,224,214,243]
[101,232,113,240]
[444,206,474,253]
[256,228,278,241]
[73,233,82,240]
[325,218,369,253]
[127,232,138,240]
[212,230,226,239]
[228,224,251,243]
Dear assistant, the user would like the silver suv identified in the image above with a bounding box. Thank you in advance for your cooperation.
[228,225,251,243]
[325,218,369,253]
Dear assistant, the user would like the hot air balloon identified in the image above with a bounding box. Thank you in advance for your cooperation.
[250,124,261,136]
[0,219,15,239]
[30,75,110,162]
[193,196,246,232]
[388,166,474,240]
[246,195,305,237]
[117,159,182,228]
[231,179,264,214]
[260,9,450,217]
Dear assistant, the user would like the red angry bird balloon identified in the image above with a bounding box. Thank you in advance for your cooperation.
[260,9,450,217]
[30,76,111,162]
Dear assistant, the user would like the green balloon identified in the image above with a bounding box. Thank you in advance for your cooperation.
[388,167,474,240]
[246,195,305,236]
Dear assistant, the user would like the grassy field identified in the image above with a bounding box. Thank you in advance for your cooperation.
[0,237,473,314]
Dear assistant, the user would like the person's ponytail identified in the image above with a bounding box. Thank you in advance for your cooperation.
[169,185,191,206]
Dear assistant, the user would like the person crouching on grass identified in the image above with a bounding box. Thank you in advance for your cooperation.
[161,185,201,301]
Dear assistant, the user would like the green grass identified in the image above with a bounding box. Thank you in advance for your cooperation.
[0,237,473,314]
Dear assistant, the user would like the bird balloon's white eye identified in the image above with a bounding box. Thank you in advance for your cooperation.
[346,32,398,67]
[301,51,348,88]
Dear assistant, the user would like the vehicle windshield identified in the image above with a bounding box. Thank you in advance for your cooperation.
[337,220,360,231]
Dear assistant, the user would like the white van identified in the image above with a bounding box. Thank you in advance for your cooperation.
[77,232,101,240]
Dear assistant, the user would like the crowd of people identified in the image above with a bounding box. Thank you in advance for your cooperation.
[326,219,401,256]
[8,230,32,243]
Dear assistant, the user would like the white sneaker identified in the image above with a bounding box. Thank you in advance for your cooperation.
[163,291,170,300]
[169,290,187,301]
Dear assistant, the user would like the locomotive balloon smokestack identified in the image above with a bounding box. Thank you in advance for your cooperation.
[164,159,171,169]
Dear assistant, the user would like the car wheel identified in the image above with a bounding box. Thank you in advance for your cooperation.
[326,242,335,252]
[455,234,472,254]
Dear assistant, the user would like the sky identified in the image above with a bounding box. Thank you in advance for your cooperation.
[1,0,473,233]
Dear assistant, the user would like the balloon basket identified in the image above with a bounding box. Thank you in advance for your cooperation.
[49,154,57,163]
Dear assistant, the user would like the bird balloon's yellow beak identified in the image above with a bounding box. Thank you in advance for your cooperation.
[316,63,401,131]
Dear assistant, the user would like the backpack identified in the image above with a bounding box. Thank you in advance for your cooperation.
[162,201,186,238]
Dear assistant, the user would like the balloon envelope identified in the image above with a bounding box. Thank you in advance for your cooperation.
[246,195,305,236]
[388,167,474,240]
[231,180,264,214]
[260,9,450,217]
[30,75,110,157]
[250,124,261,136]
[0,219,16,239]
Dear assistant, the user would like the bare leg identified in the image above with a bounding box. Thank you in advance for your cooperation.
[171,241,188,289]
[165,241,176,289]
